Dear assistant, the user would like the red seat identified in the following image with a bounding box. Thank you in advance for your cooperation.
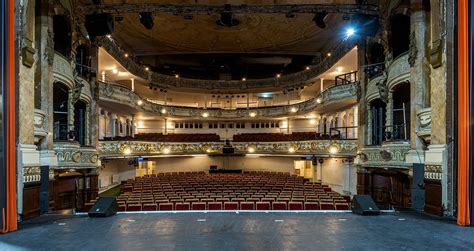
[320,202,335,210]
[159,203,174,211]
[118,204,126,212]
[175,203,190,210]
[335,203,350,210]
[272,202,287,210]
[240,202,255,210]
[142,203,157,211]
[127,204,142,211]
[224,202,239,210]
[191,202,206,210]
[256,202,271,210]
[304,202,320,210]
[208,202,222,210]
[288,202,303,210]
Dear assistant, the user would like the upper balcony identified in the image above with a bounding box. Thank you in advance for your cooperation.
[98,79,359,119]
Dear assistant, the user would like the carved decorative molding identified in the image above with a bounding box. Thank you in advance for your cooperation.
[424,165,442,180]
[23,166,41,183]
[387,52,410,90]
[97,36,358,93]
[417,107,432,144]
[34,109,47,144]
[53,52,74,88]
[98,140,358,156]
[358,142,411,168]
[99,81,358,118]
[53,142,100,169]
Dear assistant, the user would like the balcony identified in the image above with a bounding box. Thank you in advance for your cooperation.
[98,81,359,119]
[53,141,100,169]
[98,139,358,157]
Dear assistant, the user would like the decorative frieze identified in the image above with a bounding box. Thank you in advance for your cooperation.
[358,142,411,168]
[23,167,41,183]
[53,142,100,169]
[424,165,442,180]
[99,81,358,119]
[98,140,358,156]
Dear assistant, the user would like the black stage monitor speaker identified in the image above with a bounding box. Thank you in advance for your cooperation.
[351,195,380,215]
[88,197,118,217]
[85,14,114,39]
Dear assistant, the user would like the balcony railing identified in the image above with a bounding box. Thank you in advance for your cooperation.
[329,126,358,140]
[53,123,69,141]
[335,71,358,86]
[363,63,385,79]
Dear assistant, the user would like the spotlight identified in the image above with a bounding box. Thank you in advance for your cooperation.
[139,12,154,30]
[288,146,296,153]
[316,98,323,104]
[290,107,298,113]
[123,148,132,155]
[310,119,316,125]
[346,28,356,37]
[145,67,149,71]
[175,74,179,78]
[124,53,129,58]
[112,68,118,74]
[106,34,112,39]
[329,145,339,154]
[248,147,256,153]
[162,147,171,154]
[249,112,257,118]
[137,100,143,105]
[202,112,209,118]
[276,73,281,78]
[327,53,332,57]
[242,77,246,81]
[305,66,310,70]
[313,11,328,29]
[161,108,167,114]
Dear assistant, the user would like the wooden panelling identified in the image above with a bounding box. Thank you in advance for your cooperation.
[22,183,40,220]
[424,179,443,216]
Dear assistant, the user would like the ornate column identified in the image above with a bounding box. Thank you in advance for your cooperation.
[367,103,373,145]
[67,90,75,137]
[131,114,136,137]
[353,106,358,138]
[109,112,115,138]
[85,104,91,145]
[409,0,431,152]
[98,108,103,140]
[385,91,394,137]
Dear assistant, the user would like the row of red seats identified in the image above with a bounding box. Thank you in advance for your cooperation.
[103,133,221,142]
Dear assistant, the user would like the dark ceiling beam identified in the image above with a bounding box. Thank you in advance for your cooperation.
[78,4,378,16]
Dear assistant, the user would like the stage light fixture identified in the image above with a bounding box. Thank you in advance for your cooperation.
[346,27,356,37]
[139,12,154,30]
[313,11,328,29]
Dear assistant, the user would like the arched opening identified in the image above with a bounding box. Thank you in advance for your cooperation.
[390,14,410,58]
[53,15,71,57]
[53,82,69,141]
[392,82,411,141]
[74,100,87,146]
[370,98,386,145]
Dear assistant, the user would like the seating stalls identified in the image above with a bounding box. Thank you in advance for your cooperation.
[233,132,323,142]
[103,133,221,142]
[113,171,350,211]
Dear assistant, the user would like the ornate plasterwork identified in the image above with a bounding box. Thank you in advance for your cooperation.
[97,36,358,93]
[34,109,47,144]
[98,140,358,156]
[53,142,100,169]
[387,52,410,90]
[358,142,412,168]
[366,74,385,102]
[417,107,432,143]
[53,52,74,88]
[99,81,358,119]
[424,165,442,180]
[23,167,41,183]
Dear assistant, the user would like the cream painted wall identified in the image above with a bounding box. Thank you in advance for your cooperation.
[99,159,136,189]
[319,157,357,196]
